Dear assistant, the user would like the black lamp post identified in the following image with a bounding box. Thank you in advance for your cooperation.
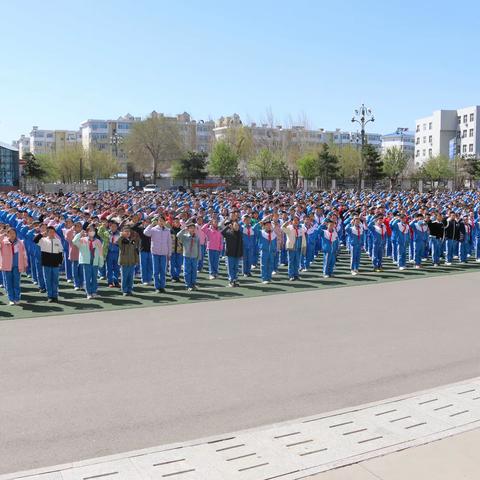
[110,128,122,157]
[351,104,375,190]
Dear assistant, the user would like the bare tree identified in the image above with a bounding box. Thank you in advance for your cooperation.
[124,114,185,179]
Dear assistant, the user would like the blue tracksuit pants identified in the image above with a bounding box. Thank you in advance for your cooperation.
[183,257,197,288]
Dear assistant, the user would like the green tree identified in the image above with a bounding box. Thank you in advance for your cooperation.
[420,155,453,182]
[22,152,45,180]
[208,141,239,178]
[297,152,318,181]
[124,114,185,180]
[248,148,287,189]
[172,151,208,186]
[363,144,384,189]
[332,144,362,182]
[382,146,409,190]
[463,156,480,184]
[317,143,339,189]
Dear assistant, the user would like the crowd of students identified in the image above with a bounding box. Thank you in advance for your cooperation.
[0,188,479,306]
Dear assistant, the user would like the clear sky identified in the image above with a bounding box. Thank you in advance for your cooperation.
[2,0,480,142]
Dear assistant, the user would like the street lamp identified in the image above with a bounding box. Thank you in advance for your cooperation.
[110,128,122,157]
[396,127,409,152]
[351,104,375,190]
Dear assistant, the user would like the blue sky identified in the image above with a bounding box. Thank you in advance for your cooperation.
[2,0,480,142]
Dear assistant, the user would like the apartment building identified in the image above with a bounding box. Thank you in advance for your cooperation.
[381,129,415,158]
[414,106,480,164]
[213,113,382,151]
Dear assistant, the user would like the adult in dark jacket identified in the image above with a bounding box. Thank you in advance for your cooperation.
[222,221,243,287]
[443,213,461,264]
[132,220,152,285]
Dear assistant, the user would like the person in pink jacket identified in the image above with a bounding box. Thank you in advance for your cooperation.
[0,227,28,305]
[202,219,223,279]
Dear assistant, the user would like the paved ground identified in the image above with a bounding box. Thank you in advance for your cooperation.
[2,271,480,475]
[1,252,479,320]
[4,377,479,479]
[311,429,480,479]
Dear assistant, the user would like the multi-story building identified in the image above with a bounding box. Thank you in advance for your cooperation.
[150,111,215,153]
[13,134,30,159]
[414,106,480,164]
[80,114,140,168]
[213,114,382,152]
[0,141,20,191]
[81,112,215,171]
[24,126,82,156]
[381,129,415,158]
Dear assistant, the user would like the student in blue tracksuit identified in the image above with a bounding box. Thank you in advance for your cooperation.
[459,216,470,263]
[474,216,480,262]
[321,219,339,278]
[241,215,257,277]
[301,219,317,271]
[57,218,73,283]
[105,221,121,287]
[346,216,364,275]
[368,214,387,271]
[29,222,47,292]
[258,217,277,283]
[390,214,410,270]
[409,214,429,268]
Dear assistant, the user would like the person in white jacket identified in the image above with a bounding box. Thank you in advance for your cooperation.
[281,217,306,280]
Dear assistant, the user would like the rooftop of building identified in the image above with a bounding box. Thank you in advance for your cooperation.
[0,141,19,152]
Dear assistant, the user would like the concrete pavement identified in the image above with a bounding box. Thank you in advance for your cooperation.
[2,272,480,474]
[310,428,480,479]
[3,377,480,479]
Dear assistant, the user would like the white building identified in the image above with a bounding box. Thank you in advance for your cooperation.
[213,114,382,151]
[81,112,215,170]
[13,134,30,159]
[25,126,81,156]
[414,106,480,164]
[381,129,415,158]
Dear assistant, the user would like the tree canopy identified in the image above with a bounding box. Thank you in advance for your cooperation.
[382,146,409,189]
[208,141,239,178]
[123,114,185,179]
[171,151,208,186]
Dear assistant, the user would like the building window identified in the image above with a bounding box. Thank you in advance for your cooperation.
[428,148,432,157]
[469,144,474,152]
[462,145,467,153]
[416,137,420,144]
[458,116,461,124]
[470,128,474,137]
[416,149,420,157]
[464,115,468,123]
[423,149,426,156]
[423,136,426,143]
[429,122,432,129]
[423,124,426,130]
[463,130,467,138]
[428,135,432,143]
[470,113,475,122]
[416,125,420,132]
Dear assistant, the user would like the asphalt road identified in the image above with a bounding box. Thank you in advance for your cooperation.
[2,272,480,474]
